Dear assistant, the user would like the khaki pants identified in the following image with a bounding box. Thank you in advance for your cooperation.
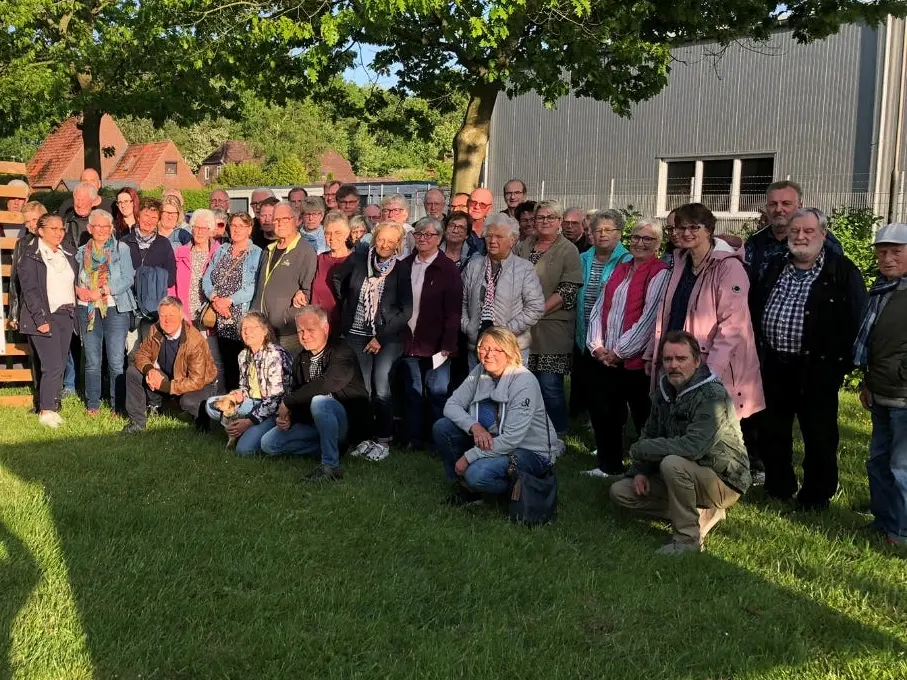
[610,455,741,544]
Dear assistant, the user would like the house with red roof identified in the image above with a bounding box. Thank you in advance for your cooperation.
[27,115,202,191]
[198,140,361,186]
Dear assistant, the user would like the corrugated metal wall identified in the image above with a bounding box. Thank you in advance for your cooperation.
[488,22,886,218]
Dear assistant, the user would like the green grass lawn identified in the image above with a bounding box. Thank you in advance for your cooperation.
[0,392,905,680]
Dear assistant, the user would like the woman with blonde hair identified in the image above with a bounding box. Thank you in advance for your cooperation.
[311,210,353,330]
[158,194,191,250]
[432,326,561,507]
[334,220,412,460]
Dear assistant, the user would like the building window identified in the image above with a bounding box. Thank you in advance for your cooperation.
[165,162,177,176]
[658,156,774,216]
[203,165,211,181]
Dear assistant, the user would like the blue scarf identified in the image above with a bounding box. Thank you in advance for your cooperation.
[854,275,907,367]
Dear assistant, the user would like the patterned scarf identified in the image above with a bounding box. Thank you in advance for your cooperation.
[134,228,156,250]
[79,237,113,331]
[481,258,502,326]
[361,247,397,334]
[854,274,907,367]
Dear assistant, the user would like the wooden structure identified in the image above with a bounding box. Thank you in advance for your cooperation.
[0,161,35,407]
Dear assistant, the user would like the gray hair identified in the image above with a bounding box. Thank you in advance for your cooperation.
[534,199,563,219]
[301,196,326,214]
[633,217,664,243]
[252,187,276,198]
[8,179,28,189]
[588,209,625,233]
[88,209,114,226]
[323,209,350,231]
[380,193,407,210]
[158,296,184,313]
[483,213,520,239]
[412,215,444,239]
[790,207,828,231]
[74,182,98,200]
[294,304,330,327]
[563,207,585,221]
[349,215,370,233]
[424,187,445,203]
[274,200,298,219]
[189,208,215,229]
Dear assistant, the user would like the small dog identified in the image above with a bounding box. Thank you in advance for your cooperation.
[212,394,243,448]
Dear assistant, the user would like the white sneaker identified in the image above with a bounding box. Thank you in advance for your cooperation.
[365,441,391,462]
[350,440,374,458]
[751,471,766,486]
[582,468,619,479]
[39,412,62,428]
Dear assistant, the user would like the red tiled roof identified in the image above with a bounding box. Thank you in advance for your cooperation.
[201,140,254,166]
[107,141,170,182]
[318,149,357,183]
[26,117,82,188]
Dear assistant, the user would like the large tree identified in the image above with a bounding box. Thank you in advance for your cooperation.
[317,0,905,192]
[0,0,340,173]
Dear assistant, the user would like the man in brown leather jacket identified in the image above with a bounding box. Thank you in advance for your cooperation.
[123,297,217,433]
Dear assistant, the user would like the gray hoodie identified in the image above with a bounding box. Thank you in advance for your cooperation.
[443,364,563,463]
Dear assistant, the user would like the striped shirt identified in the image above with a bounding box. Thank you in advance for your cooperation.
[586,266,669,359]
[583,259,607,329]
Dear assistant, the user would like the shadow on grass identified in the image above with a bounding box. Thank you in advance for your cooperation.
[0,521,40,680]
[0,420,905,679]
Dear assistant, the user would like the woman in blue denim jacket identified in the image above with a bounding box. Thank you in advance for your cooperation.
[202,212,263,391]
[205,312,293,454]
[75,209,137,414]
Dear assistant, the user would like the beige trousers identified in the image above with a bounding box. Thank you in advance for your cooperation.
[610,455,741,544]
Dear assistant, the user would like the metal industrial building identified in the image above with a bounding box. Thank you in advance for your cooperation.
[486,16,907,228]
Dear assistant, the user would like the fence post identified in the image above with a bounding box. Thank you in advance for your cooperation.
[608,178,615,209]
[540,180,545,201]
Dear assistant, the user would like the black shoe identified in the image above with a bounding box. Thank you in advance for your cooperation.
[195,410,211,433]
[305,464,343,483]
[121,422,145,434]
[444,485,484,508]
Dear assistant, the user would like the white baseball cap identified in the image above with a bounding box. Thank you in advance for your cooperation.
[873,223,907,246]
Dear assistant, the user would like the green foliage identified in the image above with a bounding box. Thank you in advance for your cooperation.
[141,188,212,212]
[828,206,882,287]
[214,162,268,188]
[117,117,232,171]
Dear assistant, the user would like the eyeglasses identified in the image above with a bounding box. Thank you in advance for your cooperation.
[504,191,524,197]
[446,222,467,230]
[669,224,703,234]
[117,198,132,205]
[468,200,491,209]
[592,228,621,236]
[477,346,506,357]
[42,226,65,233]
[274,217,296,225]
[338,199,359,207]
[383,207,406,214]
[161,210,180,216]
[414,231,440,239]
[629,235,659,244]
[535,215,559,223]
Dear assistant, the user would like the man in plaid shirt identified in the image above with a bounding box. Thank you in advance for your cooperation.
[749,208,867,511]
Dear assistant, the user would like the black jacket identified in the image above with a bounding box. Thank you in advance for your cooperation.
[283,339,372,446]
[15,239,78,336]
[8,231,37,327]
[120,229,177,288]
[749,248,867,384]
[333,251,413,343]
[60,208,92,251]
[744,226,844,285]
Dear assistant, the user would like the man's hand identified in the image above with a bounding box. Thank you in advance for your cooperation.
[364,337,382,354]
[644,360,653,377]
[226,418,253,438]
[292,290,308,308]
[632,474,650,497]
[276,402,291,431]
[145,369,164,391]
[36,323,50,334]
[470,423,494,451]
[454,456,469,476]
[859,385,873,410]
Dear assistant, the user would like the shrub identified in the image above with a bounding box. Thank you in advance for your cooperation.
[827,206,881,288]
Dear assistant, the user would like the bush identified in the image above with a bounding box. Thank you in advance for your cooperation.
[827,206,881,288]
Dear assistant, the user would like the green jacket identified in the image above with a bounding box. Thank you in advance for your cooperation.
[628,364,751,494]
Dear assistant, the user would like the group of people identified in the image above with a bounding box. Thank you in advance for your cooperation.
[4,171,906,554]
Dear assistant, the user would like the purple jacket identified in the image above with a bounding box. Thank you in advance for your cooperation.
[403,251,463,357]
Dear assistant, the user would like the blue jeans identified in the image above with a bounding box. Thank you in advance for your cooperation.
[402,356,451,448]
[205,396,275,456]
[259,395,348,467]
[77,306,131,411]
[432,416,549,493]
[534,371,568,435]
[868,405,907,542]
[347,334,402,440]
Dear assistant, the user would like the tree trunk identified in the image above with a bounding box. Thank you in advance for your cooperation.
[81,106,103,175]
[451,81,501,194]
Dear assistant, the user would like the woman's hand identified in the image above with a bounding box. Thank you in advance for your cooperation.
[276,402,292,431]
[226,418,253,438]
[364,338,382,354]
[75,287,92,302]
[601,349,621,367]
[36,323,50,334]
[228,389,245,403]
[470,423,494,451]
[644,360,653,377]
[454,456,470,476]
[212,297,232,317]
[292,290,308,308]
[89,288,102,302]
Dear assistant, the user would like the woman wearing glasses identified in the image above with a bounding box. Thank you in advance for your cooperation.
[645,203,764,421]
[514,200,583,435]
[114,188,140,238]
[158,195,192,250]
[400,217,463,450]
[584,219,669,477]
[432,326,561,507]
[17,215,78,427]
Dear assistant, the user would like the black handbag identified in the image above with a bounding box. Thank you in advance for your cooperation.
[507,426,558,526]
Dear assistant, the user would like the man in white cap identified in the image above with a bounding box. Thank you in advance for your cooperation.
[854,222,907,550]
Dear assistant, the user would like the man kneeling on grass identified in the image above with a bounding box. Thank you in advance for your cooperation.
[122,297,217,433]
[610,330,751,555]
[260,306,371,482]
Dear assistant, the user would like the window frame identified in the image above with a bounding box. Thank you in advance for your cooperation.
[656,154,775,218]
[164,161,178,176]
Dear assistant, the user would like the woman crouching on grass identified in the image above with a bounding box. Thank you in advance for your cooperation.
[204,312,293,454]
[432,327,561,507]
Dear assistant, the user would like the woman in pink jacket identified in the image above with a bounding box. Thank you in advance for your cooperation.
[645,203,764,420]
[174,209,220,324]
